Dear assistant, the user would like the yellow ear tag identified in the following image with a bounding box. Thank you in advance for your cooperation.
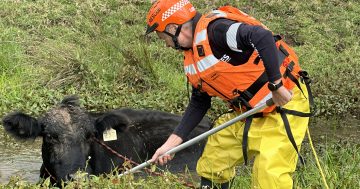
[103,128,117,141]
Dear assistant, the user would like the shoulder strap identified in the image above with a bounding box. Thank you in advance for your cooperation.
[217,5,269,28]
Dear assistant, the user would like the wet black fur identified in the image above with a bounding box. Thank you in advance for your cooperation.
[95,112,130,134]
[2,96,211,185]
[2,112,42,139]
[60,95,80,107]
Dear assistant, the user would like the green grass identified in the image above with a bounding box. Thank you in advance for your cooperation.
[0,0,358,116]
[0,0,359,188]
[1,141,359,188]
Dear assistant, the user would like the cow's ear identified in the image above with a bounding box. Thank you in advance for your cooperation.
[95,112,129,134]
[2,112,42,139]
[61,95,80,107]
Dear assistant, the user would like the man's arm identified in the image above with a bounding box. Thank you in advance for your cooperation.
[173,88,212,139]
[151,88,211,165]
[209,19,292,106]
[236,23,292,105]
[209,19,281,82]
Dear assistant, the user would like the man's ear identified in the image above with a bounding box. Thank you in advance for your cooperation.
[2,112,42,139]
[95,112,130,134]
[165,24,178,35]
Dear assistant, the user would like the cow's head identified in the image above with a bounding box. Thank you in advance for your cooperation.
[2,96,129,183]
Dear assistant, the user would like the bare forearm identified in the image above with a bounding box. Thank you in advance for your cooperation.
[164,134,183,147]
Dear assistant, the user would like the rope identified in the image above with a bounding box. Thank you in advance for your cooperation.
[92,137,161,175]
[92,137,196,188]
[44,166,57,182]
[306,128,329,189]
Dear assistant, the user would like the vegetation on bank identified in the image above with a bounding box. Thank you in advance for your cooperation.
[0,0,358,117]
[0,0,359,188]
[1,141,359,188]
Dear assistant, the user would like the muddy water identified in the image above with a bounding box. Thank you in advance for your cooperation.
[309,117,360,143]
[0,117,358,184]
[0,137,42,184]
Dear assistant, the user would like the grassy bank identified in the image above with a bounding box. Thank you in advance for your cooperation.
[0,0,359,117]
[0,0,359,188]
[1,140,359,188]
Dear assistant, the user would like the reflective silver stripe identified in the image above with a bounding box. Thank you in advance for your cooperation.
[197,55,219,72]
[226,23,243,53]
[195,29,207,45]
[211,10,227,18]
[254,92,272,108]
[184,64,197,75]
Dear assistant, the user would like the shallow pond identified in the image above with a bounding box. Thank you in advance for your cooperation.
[0,138,42,184]
[0,117,358,184]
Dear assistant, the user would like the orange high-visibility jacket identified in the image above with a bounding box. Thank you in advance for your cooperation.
[183,6,303,113]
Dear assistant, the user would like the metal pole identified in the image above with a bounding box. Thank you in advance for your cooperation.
[120,99,274,176]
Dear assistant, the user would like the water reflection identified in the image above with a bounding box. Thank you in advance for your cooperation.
[0,140,42,184]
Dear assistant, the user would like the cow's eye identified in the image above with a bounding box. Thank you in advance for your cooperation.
[85,132,93,140]
[45,133,58,142]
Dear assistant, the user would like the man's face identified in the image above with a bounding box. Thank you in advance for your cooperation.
[155,24,193,50]
[156,31,176,49]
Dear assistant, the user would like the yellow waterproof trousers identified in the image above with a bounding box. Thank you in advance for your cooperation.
[196,82,310,189]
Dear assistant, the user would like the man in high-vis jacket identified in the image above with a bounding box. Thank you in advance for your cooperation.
[145,0,313,188]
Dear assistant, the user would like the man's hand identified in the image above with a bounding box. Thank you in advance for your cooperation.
[271,79,293,106]
[150,134,183,166]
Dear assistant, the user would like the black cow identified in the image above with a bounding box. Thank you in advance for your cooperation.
[2,96,210,184]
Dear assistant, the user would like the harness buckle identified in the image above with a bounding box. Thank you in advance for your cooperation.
[229,95,252,111]
[284,61,295,78]
[197,45,205,57]
[299,70,311,84]
[273,34,282,42]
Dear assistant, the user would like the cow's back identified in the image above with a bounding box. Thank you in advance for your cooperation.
[89,108,211,174]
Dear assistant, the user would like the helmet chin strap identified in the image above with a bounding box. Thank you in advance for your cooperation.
[164,24,192,51]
